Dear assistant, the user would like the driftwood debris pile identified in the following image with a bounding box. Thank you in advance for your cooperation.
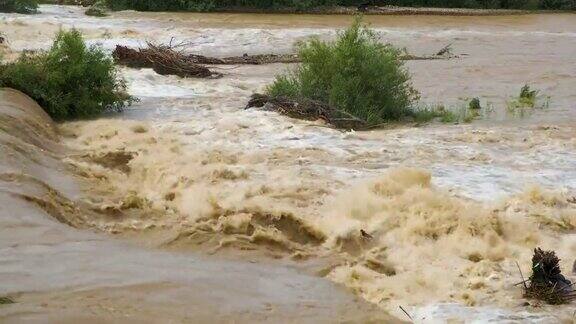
[524,248,575,304]
[245,94,367,130]
[113,43,222,78]
[112,41,302,78]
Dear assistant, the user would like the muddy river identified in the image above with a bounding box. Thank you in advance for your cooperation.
[1,5,575,323]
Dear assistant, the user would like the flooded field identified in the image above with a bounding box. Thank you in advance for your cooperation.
[1,5,575,323]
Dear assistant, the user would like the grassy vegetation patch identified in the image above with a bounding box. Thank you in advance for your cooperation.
[507,84,549,117]
[412,99,490,124]
[0,29,134,120]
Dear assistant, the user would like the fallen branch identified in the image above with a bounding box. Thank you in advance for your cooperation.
[436,43,453,56]
[188,53,301,65]
[399,305,413,322]
[516,261,528,289]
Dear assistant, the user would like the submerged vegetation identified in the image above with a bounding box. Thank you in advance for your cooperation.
[264,18,418,127]
[0,0,38,13]
[102,0,576,11]
[507,84,549,116]
[412,99,488,124]
[0,29,133,120]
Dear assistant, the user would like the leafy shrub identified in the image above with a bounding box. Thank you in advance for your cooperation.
[85,0,108,16]
[0,29,133,120]
[266,18,418,126]
[0,0,38,13]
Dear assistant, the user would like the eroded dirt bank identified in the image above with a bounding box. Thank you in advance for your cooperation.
[0,88,397,323]
[2,5,576,323]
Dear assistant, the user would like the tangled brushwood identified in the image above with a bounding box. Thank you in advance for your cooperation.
[113,43,222,78]
[113,42,301,72]
[524,248,575,304]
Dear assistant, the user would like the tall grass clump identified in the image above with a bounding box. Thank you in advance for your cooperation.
[0,0,38,13]
[0,29,133,120]
[266,18,418,126]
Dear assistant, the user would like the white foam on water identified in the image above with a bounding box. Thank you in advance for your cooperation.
[412,303,558,323]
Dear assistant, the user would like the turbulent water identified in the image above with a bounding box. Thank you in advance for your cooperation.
[1,5,576,323]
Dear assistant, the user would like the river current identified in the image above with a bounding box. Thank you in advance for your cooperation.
[1,5,575,323]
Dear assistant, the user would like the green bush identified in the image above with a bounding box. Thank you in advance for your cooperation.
[0,0,38,13]
[0,29,133,120]
[266,18,418,126]
[85,0,108,16]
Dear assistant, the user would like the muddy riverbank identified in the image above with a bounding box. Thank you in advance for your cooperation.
[0,88,397,323]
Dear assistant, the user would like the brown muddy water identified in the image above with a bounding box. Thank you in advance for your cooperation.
[1,5,576,323]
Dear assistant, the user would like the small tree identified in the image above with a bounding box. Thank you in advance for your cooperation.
[0,29,133,120]
[0,0,38,13]
[266,18,418,126]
